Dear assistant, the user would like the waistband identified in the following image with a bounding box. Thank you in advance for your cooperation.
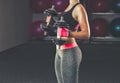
[60,42,78,50]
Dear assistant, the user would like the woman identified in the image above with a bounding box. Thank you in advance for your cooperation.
[45,0,90,83]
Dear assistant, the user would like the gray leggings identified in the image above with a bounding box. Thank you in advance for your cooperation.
[55,46,82,83]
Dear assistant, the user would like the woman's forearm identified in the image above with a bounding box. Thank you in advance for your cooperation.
[69,30,90,39]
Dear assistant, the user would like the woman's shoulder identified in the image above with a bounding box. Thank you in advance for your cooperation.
[76,3,85,10]
[74,3,86,13]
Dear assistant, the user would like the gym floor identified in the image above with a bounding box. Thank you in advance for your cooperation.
[0,40,120,83]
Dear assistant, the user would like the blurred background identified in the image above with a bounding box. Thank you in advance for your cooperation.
[0,0,120,83]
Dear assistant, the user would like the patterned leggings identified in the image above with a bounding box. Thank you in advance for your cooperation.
[55,47,82,83]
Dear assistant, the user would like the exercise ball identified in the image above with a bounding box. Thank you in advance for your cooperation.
[90,0,110,13]
[30,21,45,38]
[109,18,120,37]
[111,0,120,13]
[32,0,52,13]
[52,0,69,12]
[90,18,108,37]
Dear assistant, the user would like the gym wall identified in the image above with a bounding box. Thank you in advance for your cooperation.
[0,0,32,52]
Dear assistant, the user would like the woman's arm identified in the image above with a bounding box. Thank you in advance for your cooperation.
[46,16,52,25]
[70,4,90,39]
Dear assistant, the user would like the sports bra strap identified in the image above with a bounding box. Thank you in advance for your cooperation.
[70,3,80,12]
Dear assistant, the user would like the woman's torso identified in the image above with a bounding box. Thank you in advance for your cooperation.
[56,3,81,50]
